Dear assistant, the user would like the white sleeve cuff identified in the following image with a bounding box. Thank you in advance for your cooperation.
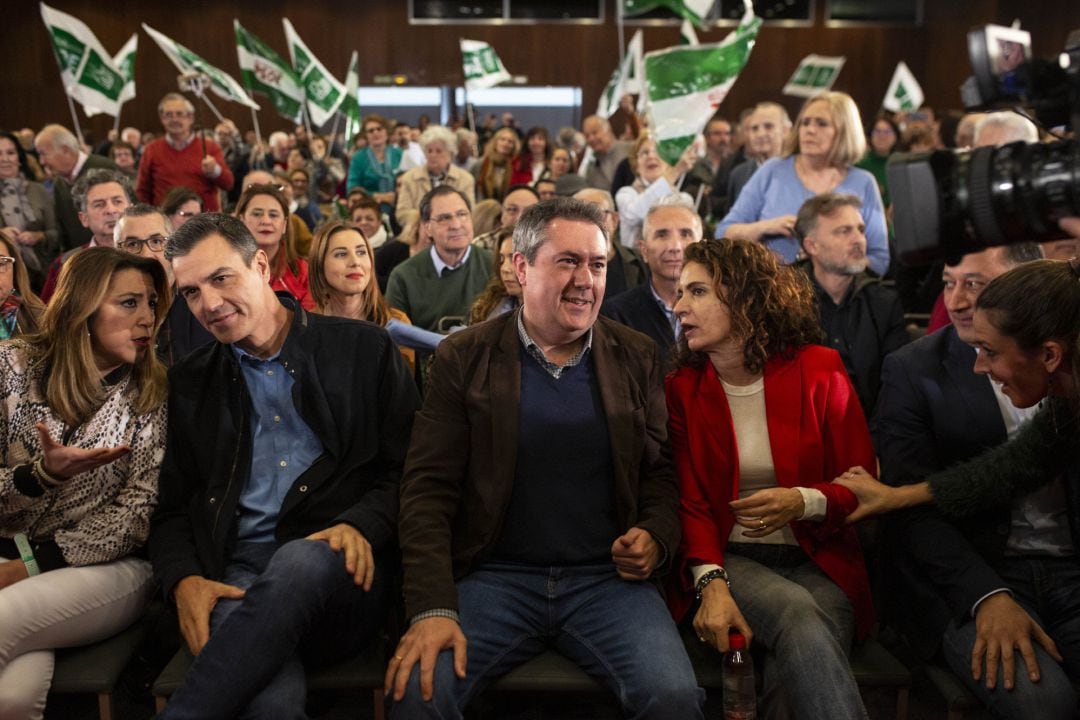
[972,588,1013,618]
[796,487,827,521]
[690,563,723,587]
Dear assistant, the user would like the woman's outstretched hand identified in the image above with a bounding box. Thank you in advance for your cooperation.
[36,423,130,482]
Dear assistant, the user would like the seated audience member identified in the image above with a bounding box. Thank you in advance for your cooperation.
[499,184,539,230]
[615,134,698,248]
[580,115,631,192]
[667,237,874,719]
[289,167,323,232]
[535,177,557,202]
[347,115,401,214]
[603,194,702,369]
[375,217,427,295]
[468,226,521,324]
[149,213,419,719]
[393,122,425,174]
[510,126,551,186]
[350,196,389,249]
[263,131,291,171]
[307,134,345,204]
[687,116,736,216]
[386,186,491,332]
[0,247,167,718]
[794,192,907,415]
[235,183,315,310]
[473,128,520,203]
[240,169,312,253]
[110,141,138,178]
[0,229,44,336]
[717,91,889,276]
[387,198,704,719]
[453,128,478,173]
[855,116,899,207]
[548,147,573,182]
[34,124,118,252]
[41,169,132,301]
[396,125,476,229]
[309,219,444,374]
[161,185,203,231]
[136,93,233,212]
[0,130,58,289]
[839,257,1080,720]
[726,103,792,212]
[470,199,503,246]
[114,204,214,364]
[574,187,647,300]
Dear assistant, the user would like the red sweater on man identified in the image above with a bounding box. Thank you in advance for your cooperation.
[136,135,233,211]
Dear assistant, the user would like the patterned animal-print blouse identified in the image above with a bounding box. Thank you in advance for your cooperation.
[0,340,166,567]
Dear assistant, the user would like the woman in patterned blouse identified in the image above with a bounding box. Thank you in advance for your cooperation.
[0,247,169,718]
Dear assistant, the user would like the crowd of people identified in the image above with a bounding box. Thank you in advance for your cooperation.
[0,82,1078,720]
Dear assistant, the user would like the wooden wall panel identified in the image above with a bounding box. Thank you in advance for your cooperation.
[2,0,1078,142]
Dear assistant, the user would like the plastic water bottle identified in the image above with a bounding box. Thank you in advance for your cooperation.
[723,632,757,720]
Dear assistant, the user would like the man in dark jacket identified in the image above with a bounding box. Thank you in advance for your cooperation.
[148,213,419,718]
[795,192,908,416]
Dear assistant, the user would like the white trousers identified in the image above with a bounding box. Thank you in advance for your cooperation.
[0,555,153,720]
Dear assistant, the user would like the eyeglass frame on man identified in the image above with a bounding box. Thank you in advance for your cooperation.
[429,209,471,226]
[117,235,167,255]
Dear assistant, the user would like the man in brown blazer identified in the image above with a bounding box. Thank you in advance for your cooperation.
[386,198,703,719]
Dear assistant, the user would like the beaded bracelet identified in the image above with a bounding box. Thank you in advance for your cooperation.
[694,567,730,599]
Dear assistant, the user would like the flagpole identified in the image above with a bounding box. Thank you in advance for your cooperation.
[113,108,122,135]
[65,93,85,147]
[301,103,313,136]
[250,108,263,148]
[617,0,626,68]
[198,94,227,124]
[328,111,342,144]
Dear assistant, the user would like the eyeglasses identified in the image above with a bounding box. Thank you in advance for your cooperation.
[174,209,199,218]
[0,256,13,273]
[160,111,192,119]
[244,183,286,193]
[430,209,470,226]
[118,235,166,255]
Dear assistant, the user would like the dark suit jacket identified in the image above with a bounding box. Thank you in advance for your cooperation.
[54,154,119,252]
[601,282,675,371]
[872,326,1014,652]
[399,310,680,619]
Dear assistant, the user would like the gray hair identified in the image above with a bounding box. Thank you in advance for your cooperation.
[420,125,457,155]
[268,131,290,149]
[72,168,134,213]
[157,92,195,115]
[34,124,80,153]
[974,111,1039,146]
[166,212,257,264]
[454,127,477,146]
[513,197,607,264]
[754,101,793,129]
[643,193,702,241]
[114,203,171,245]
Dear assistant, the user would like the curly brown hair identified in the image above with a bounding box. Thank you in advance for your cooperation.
[673,238,823,373]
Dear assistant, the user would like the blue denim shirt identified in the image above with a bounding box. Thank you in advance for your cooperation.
[232,345,325,543]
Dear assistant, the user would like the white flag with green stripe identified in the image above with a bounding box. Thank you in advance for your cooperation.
[783,54,845,98]
[40,3,128,117]
[598,30,643,118]
[882,61,924,113]
[623,0,715,29]
[342,51,362,147]
[112,34,137,106]
[235,21,303,124]
[142,24,260,110]
[642,2,761,165]
[461,39,511,92]
[282,19,346,127]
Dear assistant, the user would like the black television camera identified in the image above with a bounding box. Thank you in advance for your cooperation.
[887,25,1080,265]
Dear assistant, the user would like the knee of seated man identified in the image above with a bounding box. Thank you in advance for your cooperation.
[264,538,351,589]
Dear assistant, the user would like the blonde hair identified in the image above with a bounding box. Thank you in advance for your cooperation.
[25,247,168,425]
[783,91,867,168]
[308,220,391,326]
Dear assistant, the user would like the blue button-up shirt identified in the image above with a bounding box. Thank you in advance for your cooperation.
[232,346,325,543]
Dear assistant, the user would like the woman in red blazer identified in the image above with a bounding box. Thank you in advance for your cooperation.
[667,238,875,719]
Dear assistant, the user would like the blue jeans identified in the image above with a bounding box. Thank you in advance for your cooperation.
[723,544,866,720]
[390,563,704,719]
[940,555,1080,720]
[159,540,388,720]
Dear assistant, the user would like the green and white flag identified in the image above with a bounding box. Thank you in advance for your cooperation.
[882,61,924,113]
[341,51,362,147]
[679,19,700,46]
[460,39,511,92]
[142,24,259,110]
[783,54,845,98]
[282,18,346,127]
[623,0,715,29]
[598,30,643,118]
[235,20,302,124]
[40,3,127,117]
[112,33,137,106]
[642,1,761,165]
